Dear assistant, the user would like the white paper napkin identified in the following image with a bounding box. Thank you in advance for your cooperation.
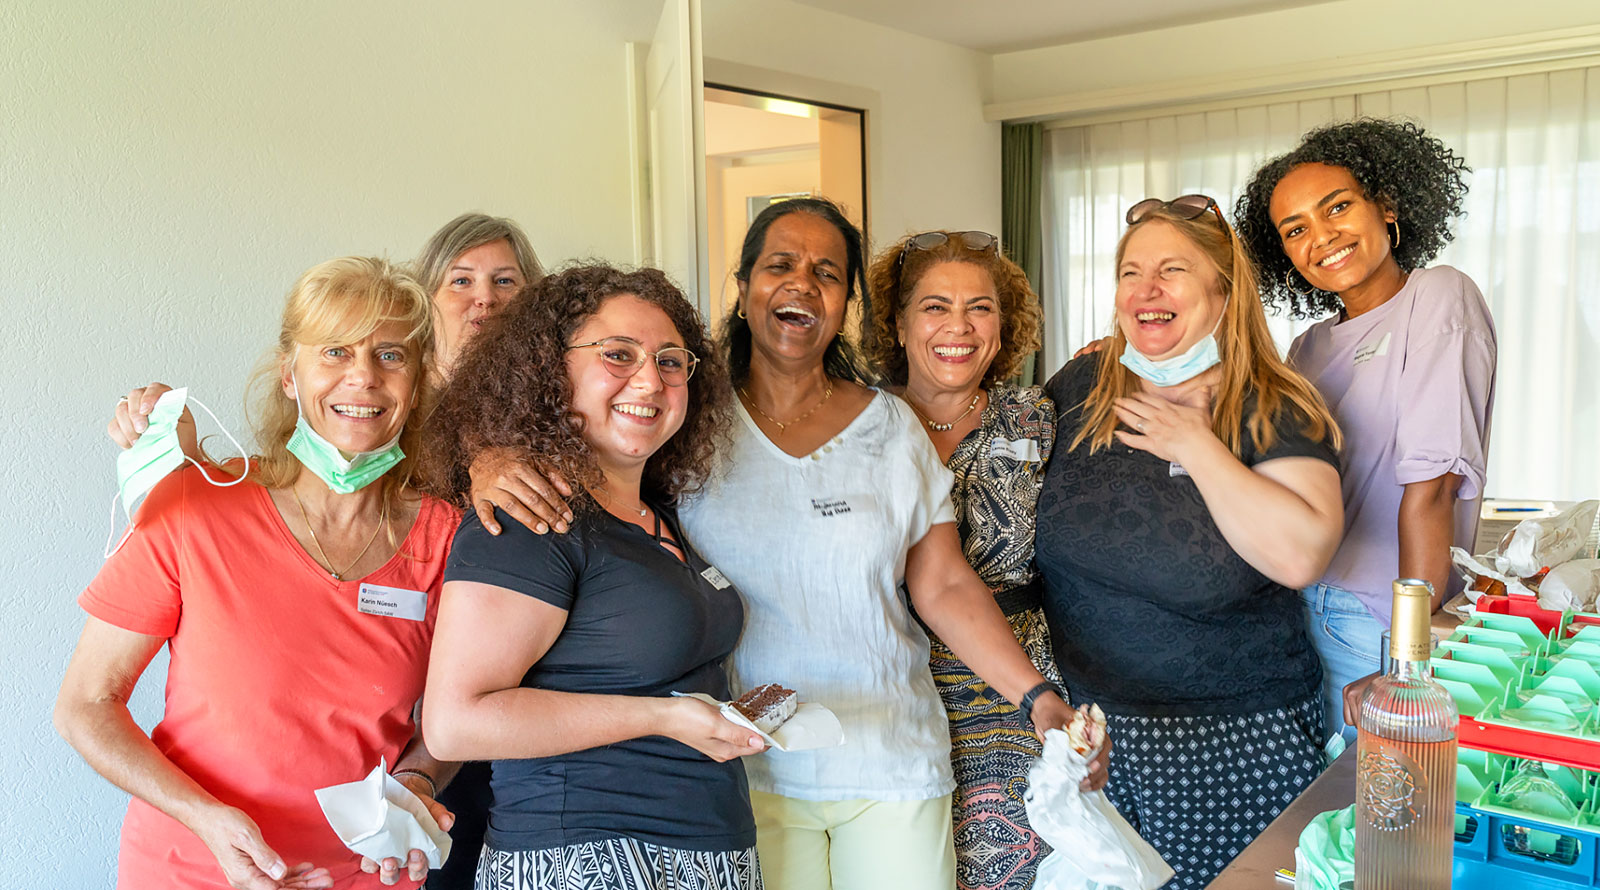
[674,692,845,751]
[314,759,451,868]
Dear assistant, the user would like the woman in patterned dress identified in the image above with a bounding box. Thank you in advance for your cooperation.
[860,231,1091,890]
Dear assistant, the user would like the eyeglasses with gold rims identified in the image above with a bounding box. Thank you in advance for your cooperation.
[567,337,699,386]
[1124,195,1231,241]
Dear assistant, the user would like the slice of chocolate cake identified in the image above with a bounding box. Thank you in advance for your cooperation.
[731,683,798,733]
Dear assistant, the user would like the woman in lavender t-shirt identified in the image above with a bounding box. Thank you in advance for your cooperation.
[1235,119,1497,740]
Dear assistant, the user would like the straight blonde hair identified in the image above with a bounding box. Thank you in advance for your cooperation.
[1069,206,1341,457]
[217,257,438,542]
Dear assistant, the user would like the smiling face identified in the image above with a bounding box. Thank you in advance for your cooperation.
[738,211,851,370]
[565,294,690,475]
[900,261,1001,397]
[282,319,420,455]
[1268,162,1397,296]
[1115,220,1227,360]
[434,238,525,360]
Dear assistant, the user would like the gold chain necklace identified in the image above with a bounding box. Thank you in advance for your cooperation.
[740,380,834,434]
[292,486,389,581]
[909,390,982,432]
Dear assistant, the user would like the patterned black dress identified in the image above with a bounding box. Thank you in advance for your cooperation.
[927,383,1064,890]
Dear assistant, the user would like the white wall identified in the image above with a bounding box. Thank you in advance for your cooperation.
[701,0,1002,252]
[0,0,658,880]
[989,0,1600,118]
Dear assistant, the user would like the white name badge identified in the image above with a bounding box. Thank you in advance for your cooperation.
[700,565,732,590]
[810,494,874,518]
[1168,461,1191,478]
[1353,331,1392,366]
[357,583,428,622]
[990,437,1042,462]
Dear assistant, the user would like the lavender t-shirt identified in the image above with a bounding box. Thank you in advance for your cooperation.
[1287,265,1497,623]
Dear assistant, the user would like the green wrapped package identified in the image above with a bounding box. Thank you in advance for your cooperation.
[1294,804,1356,890]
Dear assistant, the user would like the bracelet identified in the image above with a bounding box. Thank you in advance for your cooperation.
[1018,681,1063,729]
[391,768,438,799]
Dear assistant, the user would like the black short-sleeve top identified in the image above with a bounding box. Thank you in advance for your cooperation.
[444,500,755,853]
[1035,356,1336,717]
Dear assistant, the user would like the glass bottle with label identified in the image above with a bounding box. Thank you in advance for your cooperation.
[1354,579,1458,889]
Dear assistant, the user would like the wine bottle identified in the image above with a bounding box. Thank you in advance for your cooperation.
[1354,579,1458,889]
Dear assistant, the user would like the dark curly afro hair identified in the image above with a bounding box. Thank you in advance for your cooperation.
[1234,118,1470,318]
[421,263,733,510]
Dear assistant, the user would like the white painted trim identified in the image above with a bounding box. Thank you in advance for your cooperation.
[986,24,1600,125]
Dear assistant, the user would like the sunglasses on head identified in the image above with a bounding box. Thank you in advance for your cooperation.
[896,230,1000,269]
[1125,195,1231,241]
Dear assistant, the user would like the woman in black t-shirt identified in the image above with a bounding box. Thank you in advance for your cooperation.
[1035,197,1345,890]
[420,265,766,890]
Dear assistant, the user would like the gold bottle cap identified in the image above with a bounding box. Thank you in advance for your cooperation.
[1390,578,1435,662]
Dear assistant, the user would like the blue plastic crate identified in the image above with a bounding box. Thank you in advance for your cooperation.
[1455,800,1600,887]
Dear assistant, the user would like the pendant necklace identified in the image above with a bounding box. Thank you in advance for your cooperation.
[292,486,388,581]
[910,390,982,432]
[740,379,834,434]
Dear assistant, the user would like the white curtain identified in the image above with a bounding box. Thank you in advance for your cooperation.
[1041,67,1600,501]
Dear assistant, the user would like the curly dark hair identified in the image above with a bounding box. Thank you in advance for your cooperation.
[719,197,872,386]
[861,233,1043,387]
[421,263,733,508]
[1234,118,1470,318]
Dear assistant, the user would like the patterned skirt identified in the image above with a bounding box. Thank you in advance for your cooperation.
[475,839,762,890]
[929,605,1063,890]
[1100,694,1326,890]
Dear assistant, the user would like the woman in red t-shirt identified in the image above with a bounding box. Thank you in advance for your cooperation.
[56,256,458,890]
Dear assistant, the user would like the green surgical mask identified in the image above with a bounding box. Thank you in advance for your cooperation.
[284,366,405,495]
[106,387,249,556]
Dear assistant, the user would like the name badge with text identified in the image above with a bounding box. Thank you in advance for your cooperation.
[701,566,732,589]
[1353,332,1392,366]
[990,437,1042,462]
[811,494,875,519]
[357,583,428,622]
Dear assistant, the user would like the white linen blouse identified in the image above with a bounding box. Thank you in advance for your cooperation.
[680,389,958,801]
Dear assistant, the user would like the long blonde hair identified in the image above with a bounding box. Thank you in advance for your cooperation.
[1069,206,1341,457]
[220,257,438,535]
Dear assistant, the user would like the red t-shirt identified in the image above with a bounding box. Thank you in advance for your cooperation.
[79,465,459,889]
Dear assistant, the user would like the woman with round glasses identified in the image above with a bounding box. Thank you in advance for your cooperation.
[1234,120,1496,741]
[861,230,1099,890]
[1036,195,1344,889]
[420,264,766,890]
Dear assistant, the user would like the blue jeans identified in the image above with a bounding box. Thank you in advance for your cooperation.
[1302,583,1385,743]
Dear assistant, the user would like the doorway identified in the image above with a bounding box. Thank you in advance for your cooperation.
[702,85,866,321]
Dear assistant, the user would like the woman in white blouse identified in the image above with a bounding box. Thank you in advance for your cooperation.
[470,199,1098,890]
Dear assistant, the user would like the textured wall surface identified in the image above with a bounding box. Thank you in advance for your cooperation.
[0,0,658,879]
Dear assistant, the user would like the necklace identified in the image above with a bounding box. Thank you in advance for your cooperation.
[910,390,982,432]
[599,487,648,518]
[740,379,834,434]
[292,486,388,581]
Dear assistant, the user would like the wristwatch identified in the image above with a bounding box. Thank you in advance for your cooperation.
[1018,681,1065,729]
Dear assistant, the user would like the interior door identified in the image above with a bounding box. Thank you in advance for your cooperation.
[631,0,709,315]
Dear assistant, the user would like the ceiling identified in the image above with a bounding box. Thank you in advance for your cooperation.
[791,0,1337,54]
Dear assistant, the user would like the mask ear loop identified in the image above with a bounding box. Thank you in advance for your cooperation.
[181,396,252,487]
[103,395,253,559]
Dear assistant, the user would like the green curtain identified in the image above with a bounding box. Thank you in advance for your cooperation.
[1001,122,1044,385]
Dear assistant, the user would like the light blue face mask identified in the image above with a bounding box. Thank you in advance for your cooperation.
[284,364,406,495]
[1118,303,1227,387]
[105,387,250,557]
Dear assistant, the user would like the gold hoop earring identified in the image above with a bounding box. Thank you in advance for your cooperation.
[1389,219,1401,249]
[736,306,747,319]
[1284,267,1313,298]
